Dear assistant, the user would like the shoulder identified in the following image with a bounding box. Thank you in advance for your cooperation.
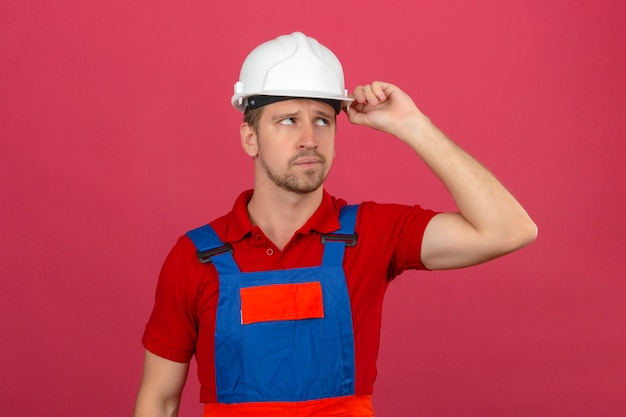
[183,190,253,245]
[355,201,438,232]
[323,196,438,235]
[350,202,439,275]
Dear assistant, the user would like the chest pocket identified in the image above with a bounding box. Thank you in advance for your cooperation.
[240,281,324,324]
[186,205,359,404]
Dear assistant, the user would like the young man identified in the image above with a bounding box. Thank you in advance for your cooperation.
[134,32,537,417]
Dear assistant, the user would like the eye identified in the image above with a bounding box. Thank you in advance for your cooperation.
[315,118,330,127]
[279,117,296,125]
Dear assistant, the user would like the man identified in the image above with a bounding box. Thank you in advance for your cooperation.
[134,32,537,417]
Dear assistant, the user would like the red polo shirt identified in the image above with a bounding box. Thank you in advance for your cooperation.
[143,189,437,403]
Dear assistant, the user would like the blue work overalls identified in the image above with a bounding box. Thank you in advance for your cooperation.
[185,205,359,405]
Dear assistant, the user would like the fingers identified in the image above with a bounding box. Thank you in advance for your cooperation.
[345,82,422,135]
[351,81,391,106]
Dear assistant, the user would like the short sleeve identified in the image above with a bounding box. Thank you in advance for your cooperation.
[358,202,439,278]
[142,237,203,363]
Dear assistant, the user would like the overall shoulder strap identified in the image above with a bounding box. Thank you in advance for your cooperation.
[185,225,240,273]
[321,204,359,266]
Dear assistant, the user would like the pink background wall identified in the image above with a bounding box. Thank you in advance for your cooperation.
[1,1,624,416]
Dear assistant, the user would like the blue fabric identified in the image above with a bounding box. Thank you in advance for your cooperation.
[185,205,359,403]
[185,224,239,273]
[322,204,358,266]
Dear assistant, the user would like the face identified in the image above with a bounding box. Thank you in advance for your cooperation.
[241,99,337,194]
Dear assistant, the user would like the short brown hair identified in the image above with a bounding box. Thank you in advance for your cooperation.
[243,106,264,131]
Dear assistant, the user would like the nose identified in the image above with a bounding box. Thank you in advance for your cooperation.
[298,122,318,149]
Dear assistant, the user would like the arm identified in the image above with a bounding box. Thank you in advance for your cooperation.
[134,350,190,417]
[347,81,537,270]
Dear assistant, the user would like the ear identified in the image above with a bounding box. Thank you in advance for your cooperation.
[240,123,258,157]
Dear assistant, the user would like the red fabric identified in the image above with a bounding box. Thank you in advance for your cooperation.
[202,395,374,417]
[142,189,437,403]
[240,282,324,325]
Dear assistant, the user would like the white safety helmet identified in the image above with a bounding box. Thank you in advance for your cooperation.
[232,32,353,113]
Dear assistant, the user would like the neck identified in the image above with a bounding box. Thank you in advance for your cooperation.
[247,186,324,250]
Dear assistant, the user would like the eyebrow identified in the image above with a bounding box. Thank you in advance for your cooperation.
[314,109,335,120]
[272,111,300,122]
[272,109,335,122]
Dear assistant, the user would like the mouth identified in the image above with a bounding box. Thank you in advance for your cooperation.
[292,157,322,167]
[290,152,325,168]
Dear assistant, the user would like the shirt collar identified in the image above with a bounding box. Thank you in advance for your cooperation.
[223,189,342,242]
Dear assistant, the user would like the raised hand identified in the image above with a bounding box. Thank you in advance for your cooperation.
[346,81,425,140]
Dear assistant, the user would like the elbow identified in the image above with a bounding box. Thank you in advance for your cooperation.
[527,219,539,244]
[134,401,180,417]
[474,220,537,266]
[502,216,538,253]
[519,217,539,247]
[134,389,182,417]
